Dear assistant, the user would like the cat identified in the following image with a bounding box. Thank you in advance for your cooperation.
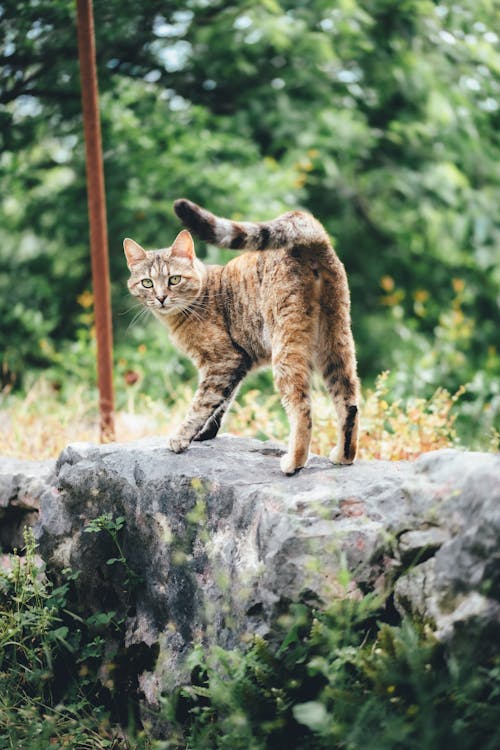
[123,198,360,475]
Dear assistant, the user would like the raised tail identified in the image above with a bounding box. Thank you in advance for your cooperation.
[173,198,331,252]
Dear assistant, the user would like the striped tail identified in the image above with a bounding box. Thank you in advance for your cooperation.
[173,198,330,252]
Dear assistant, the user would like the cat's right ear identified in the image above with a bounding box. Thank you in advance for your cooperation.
[123,238,147,268]
[170,229,196,261]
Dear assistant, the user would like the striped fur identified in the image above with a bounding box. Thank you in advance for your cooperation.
[174,198,330,252]
[124,200,360,475]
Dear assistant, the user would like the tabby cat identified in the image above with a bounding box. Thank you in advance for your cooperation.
[123,199,359,474]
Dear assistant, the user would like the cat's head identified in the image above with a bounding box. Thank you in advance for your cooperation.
[123,230,205,317]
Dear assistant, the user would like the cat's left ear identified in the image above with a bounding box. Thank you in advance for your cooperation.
[170,230,195,261]
[123,238,147,268]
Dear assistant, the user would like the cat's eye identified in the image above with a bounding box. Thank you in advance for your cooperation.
[169,275,181,286]
[141,278,153,288]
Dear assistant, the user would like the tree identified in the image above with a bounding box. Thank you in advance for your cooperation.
[1,0,499,438]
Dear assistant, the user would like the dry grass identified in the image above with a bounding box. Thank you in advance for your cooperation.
[1,371,462,462]
[0,380,183,460]
[1,381,97,459]
[227,371,462,461]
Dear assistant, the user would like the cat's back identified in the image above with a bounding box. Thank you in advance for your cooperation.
[216,245,329,361]
[222,241,336,304]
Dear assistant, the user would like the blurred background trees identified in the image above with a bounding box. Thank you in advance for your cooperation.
[1,0,499,444]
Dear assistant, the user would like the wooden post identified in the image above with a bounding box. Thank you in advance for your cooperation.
[76,0,115,442]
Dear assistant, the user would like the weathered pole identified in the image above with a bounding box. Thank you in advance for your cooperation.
[76,0,115,442]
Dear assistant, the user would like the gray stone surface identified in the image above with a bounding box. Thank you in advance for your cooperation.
[0,456,55,549]
[0,436,499,708]
[394,448,500,650]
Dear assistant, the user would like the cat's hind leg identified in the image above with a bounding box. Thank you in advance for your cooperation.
[272,340,313,475]
[320,353,359,465]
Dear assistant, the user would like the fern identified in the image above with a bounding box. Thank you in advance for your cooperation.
[164,592,500,750]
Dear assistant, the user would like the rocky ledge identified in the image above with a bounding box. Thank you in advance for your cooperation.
[1,436,499,709]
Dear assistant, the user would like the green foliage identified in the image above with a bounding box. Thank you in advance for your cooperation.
[164,597,500,750]
[0,529,131,749]
[84,512,142,591]
[1,532,500,749]
[1,0,498,443]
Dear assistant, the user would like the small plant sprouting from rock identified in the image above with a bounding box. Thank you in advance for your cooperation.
[84,513,126,563]
[84,512,141,591]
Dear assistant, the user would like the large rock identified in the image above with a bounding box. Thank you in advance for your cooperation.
[0,437,499,709]
[0,456,55,550]
[393,449,500,652]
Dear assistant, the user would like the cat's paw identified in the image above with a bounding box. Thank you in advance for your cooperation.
[280,453,304,475]
[329,445,355,465]
[167,434,190,453]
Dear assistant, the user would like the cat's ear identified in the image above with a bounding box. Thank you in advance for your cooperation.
[170,230,195,261]
[123,238,147,268]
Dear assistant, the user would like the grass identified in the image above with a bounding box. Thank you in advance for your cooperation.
[0,530,133,750]
[164,598,500,750]
[2,532,500,750]
[0,370,466,461]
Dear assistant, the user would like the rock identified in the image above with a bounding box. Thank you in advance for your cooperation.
[31,436,410,699]
[0,456,55,550]
[0,436,498,713]
[394,449,500,652]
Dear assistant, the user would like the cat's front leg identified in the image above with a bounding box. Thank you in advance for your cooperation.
[166,419,206,453]
[166,433,191,453]
[166,359,249,454]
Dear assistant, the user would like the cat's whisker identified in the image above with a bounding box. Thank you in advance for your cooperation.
[184,304,205,320]
[127,306,150,330]
[185,305,209,323]
[188,297,214,311]
[119,301,144,316]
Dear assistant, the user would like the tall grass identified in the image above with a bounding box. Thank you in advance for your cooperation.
[0,371,466,461]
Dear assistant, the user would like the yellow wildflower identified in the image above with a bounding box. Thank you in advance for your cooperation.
[380,275,395,292]
[452,278,465,293]
[77,289,94,309]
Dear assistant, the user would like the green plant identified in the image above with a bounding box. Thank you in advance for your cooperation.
[84,512,142,593]
[2,532,499,750]
[0,528,129,749]
[375,278,500,447]
[164,595,500,750]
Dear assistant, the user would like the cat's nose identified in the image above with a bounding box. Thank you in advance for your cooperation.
[156,294,167,305]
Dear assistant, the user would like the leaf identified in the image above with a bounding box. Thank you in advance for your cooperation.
[50,625,69,640]
[106,557,123,566]
[293,701,329,732]
[86,611,117,627]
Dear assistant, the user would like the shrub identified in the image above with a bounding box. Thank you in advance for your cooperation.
[164,596,500,750]
[0,529,148,749]
[1,534,499,749]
